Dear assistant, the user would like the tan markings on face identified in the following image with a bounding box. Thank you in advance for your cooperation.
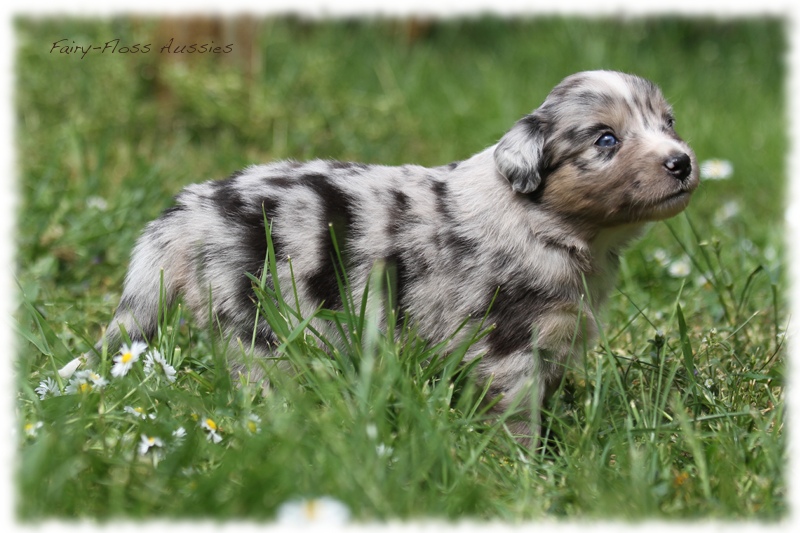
[539,76,699,226]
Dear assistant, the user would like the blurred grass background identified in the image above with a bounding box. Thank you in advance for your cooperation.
[14,16,787,520]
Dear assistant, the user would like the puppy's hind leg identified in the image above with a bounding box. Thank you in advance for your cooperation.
[71,215,193,376]
[480,351,548,449]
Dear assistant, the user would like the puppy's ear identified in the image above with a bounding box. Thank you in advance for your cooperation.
[494,114,547,194]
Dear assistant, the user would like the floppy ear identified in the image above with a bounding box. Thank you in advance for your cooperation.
[493,114,547,194]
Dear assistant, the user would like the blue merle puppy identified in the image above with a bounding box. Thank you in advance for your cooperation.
[91,70,698,442]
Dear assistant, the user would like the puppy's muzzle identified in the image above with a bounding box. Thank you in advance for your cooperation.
[664,153,692,182]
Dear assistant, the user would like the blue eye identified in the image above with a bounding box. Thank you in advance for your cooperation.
[596,133,619,147]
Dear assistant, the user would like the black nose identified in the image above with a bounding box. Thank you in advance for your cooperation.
[664,153,692,181]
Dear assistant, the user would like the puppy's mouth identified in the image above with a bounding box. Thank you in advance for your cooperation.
[646,188,694,219]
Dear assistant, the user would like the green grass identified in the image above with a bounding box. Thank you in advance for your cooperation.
[14,16,786,521]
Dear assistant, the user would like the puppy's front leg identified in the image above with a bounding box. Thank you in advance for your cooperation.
[484,304,592,448]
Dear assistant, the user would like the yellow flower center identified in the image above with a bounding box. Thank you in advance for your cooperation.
[205,418,217,431]
[121,352,133,364]
[24,423,33,432]
[78,382,91,393]
[304,500,318,520]
[247,421,257,433]
[147,437,155,445]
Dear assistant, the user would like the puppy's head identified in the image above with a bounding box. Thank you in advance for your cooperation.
[494,70,699,225]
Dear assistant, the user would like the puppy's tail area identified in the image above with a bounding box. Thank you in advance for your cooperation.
[91,226,188,359]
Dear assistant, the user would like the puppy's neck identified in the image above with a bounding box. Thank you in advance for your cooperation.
[533,216,646,266]
[588,223,647,259]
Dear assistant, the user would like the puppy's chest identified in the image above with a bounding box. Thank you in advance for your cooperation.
[516,242,621,333]
[582,250,622,307]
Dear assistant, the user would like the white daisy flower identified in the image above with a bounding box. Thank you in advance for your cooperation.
[86,196,108,211]
[714,200,740,224]
[111,342,147,378]
[245,414,261,434]
[172,427,187,440]
[35,377,61,400]
[124,406,156,420]
[668,257,692,278]
[87,371,108,388]
[201,417,223,444]
[652,248,670,267]
[276,497,351,525]
[138,434,164,456]
[700,159,734,180]
[695,273,712,289]
[376,443,393,458]
[65,370,108,394]
[144,349,177,383]
[65,377,90,394]
[24,421,44,438]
